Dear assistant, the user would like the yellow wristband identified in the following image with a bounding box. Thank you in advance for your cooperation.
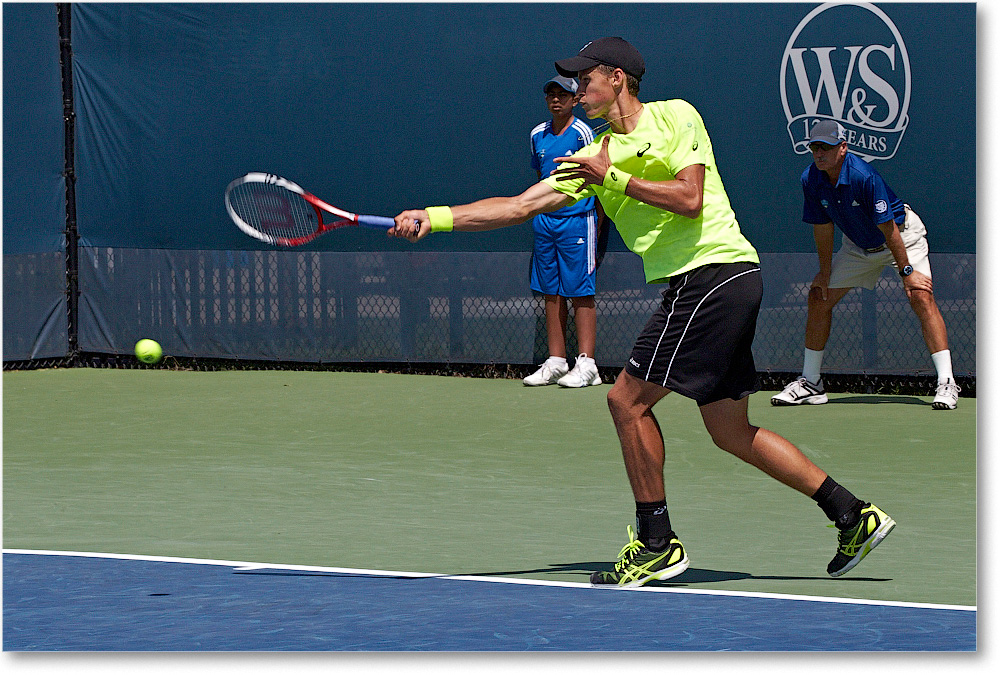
[425,206,454,233]
[602,166,632,194]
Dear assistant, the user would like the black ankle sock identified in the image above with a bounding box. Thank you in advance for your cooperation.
[636,500,672,550]
[811,476,864,530]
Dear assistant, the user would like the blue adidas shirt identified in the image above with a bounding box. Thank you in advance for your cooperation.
[530,116,596,218]
[801,152,905,250]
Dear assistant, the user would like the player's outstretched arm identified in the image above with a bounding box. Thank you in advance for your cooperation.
[389,182,572,242]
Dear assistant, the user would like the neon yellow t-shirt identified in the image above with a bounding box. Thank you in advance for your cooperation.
[543,99,758,282]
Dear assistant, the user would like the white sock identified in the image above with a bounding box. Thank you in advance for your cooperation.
[802,348,824,384]
[931,350,954,384]
[547,356,568,367]
[576,353,595,365]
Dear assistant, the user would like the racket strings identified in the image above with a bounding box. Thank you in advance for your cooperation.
[229,183,319,240]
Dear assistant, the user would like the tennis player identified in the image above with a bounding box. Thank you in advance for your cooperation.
[525,75,603,388]
[390,37,895,586]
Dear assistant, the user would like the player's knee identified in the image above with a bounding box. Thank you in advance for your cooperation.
[908,289,936,313]
[807,289,835,312]
[607,385,638,423]
[607,386,625,418]
[706,421,758,455]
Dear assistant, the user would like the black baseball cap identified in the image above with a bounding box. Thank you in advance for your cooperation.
[555,37,645,81]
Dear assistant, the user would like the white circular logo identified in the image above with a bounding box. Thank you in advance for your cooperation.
[781,3,911,161]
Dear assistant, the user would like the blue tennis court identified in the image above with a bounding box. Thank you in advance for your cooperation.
[3,551,975,651]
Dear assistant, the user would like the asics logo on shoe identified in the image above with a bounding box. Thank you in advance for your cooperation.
[827,503,895,577]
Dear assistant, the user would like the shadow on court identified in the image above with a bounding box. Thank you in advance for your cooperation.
[234,564,892,585]
[826,395,927,405]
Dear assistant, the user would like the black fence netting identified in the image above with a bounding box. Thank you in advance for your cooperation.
[5,247,976,398]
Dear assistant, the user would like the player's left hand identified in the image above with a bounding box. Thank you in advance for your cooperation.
[551,136,613,193]
[902,269,934,298]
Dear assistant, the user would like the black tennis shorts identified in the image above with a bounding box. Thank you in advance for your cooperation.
[625,261,762,406]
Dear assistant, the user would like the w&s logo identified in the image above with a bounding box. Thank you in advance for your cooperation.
[780,3,910,161]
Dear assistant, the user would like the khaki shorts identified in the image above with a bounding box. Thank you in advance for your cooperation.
[829,205,931,290]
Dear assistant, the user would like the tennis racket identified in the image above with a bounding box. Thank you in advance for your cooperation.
[225,172,396,247]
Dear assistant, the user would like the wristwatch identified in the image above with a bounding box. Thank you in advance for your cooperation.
[899,264,914,277]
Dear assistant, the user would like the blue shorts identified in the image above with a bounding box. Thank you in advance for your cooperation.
[529,210,597,297]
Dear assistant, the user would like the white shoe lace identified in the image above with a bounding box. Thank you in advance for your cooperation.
[565,356,598,384]
[935,380,960,399]
[526,359,565,384]
[788,376,812,395]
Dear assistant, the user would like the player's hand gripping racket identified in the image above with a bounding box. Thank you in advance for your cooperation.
[225,172,396,247]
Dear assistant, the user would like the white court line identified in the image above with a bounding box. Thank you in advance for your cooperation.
[3,548,976,613]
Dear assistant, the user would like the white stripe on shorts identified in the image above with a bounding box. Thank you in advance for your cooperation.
[646,273,691,381]
[661,267,761,387]
[587,210,597,274]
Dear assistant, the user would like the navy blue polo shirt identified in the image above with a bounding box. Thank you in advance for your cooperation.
[801,153,905,250]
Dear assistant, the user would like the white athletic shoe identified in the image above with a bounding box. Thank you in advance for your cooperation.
[523,358,569,386]
[932,379,960,410]
[770,376,828,406]
[557,354,602,388]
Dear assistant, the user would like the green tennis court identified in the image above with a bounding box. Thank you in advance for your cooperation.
[3,368,976,608]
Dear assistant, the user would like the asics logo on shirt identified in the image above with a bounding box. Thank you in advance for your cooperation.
[637,143,651,157]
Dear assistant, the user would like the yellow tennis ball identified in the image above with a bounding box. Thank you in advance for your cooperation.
[135,339,163,364]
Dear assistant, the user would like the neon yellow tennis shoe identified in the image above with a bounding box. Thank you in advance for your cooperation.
[828,503,896,577]
[590,525,689,588]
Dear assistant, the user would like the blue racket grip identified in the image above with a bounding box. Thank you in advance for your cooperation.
[356,215,396,230]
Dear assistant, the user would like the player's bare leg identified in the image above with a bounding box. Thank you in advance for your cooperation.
[804,286,853,351]
[571,295,597,357]
[907,288,948,354]
[908,288,959,408]
[592,370,688,587]
[606,370,671,501]
[544,294,569,359]
[699,396,826,495]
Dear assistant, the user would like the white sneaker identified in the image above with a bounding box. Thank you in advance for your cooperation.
[932,379,960,410]
[523,358,569,386]
[557,354,602,388]
[770,376,828,406]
